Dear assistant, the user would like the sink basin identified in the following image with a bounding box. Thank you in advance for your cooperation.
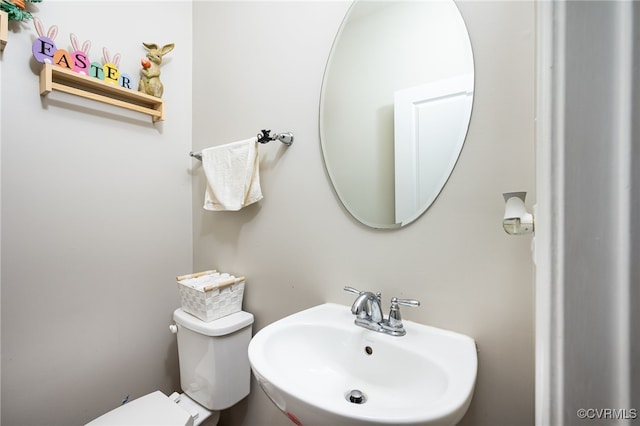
[248,303,477,426]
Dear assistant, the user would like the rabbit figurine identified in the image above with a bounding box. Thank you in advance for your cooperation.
[138,42,174,98]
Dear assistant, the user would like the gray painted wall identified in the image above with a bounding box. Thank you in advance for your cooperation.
[191,2,535,426]
[1,2,193,425]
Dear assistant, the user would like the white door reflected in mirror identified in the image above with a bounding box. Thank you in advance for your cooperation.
[394,74,474,226]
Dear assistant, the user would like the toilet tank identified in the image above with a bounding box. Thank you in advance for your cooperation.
[173,308,254,411]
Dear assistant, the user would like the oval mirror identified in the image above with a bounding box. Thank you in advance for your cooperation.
[320,0,474,229]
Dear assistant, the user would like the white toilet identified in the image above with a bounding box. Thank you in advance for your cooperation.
[87,308,254,426]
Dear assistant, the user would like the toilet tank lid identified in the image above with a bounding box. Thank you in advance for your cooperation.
[173,309,254,336]
[85,391,193,426]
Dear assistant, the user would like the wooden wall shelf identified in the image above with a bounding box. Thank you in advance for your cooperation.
[39,63,164,122]
[1,11,8,51]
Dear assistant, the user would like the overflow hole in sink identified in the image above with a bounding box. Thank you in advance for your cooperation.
[345,389,367,404]
[364,346,373,355]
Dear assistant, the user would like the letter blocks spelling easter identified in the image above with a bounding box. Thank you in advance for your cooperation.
[33,18,173,122]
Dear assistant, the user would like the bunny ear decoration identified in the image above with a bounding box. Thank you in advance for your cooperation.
[33,18,58,40]
[103,48,121,67]
[102,47,110,64]
[47,26,58,40]
[70,33,79,51]
[81,40,91,55]
[160,43,175,56]
[33,17,45,37]
[71,34,92,55]
[142,42,158,51]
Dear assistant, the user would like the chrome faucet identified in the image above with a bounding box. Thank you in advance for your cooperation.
[350,290,383,323]
[344,287,420,336]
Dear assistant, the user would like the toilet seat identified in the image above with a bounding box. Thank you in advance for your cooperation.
[85,391,194,426]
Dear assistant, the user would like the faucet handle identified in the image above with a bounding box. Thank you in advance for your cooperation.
[344,286,363,295]
[393,297,421,308]
[387,297,421,333]
[345,286,382,301]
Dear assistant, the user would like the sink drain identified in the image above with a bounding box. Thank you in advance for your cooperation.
[346,389,366,404]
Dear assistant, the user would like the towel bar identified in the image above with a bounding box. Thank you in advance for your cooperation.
[190,129,293,161]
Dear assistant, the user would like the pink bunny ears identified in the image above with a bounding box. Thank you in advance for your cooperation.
[70,33,91,56]
[33,17,57,41]
[102,47,121,67]
[31,18,135,91]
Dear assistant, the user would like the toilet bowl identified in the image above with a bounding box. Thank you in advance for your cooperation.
[86,309,254,426]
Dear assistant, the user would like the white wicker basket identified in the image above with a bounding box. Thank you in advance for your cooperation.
[176,272,245,322]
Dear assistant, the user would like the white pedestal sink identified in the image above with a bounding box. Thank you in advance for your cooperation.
[248,303,477,426]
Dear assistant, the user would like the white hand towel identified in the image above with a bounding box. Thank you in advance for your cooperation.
[202,137,263,211]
